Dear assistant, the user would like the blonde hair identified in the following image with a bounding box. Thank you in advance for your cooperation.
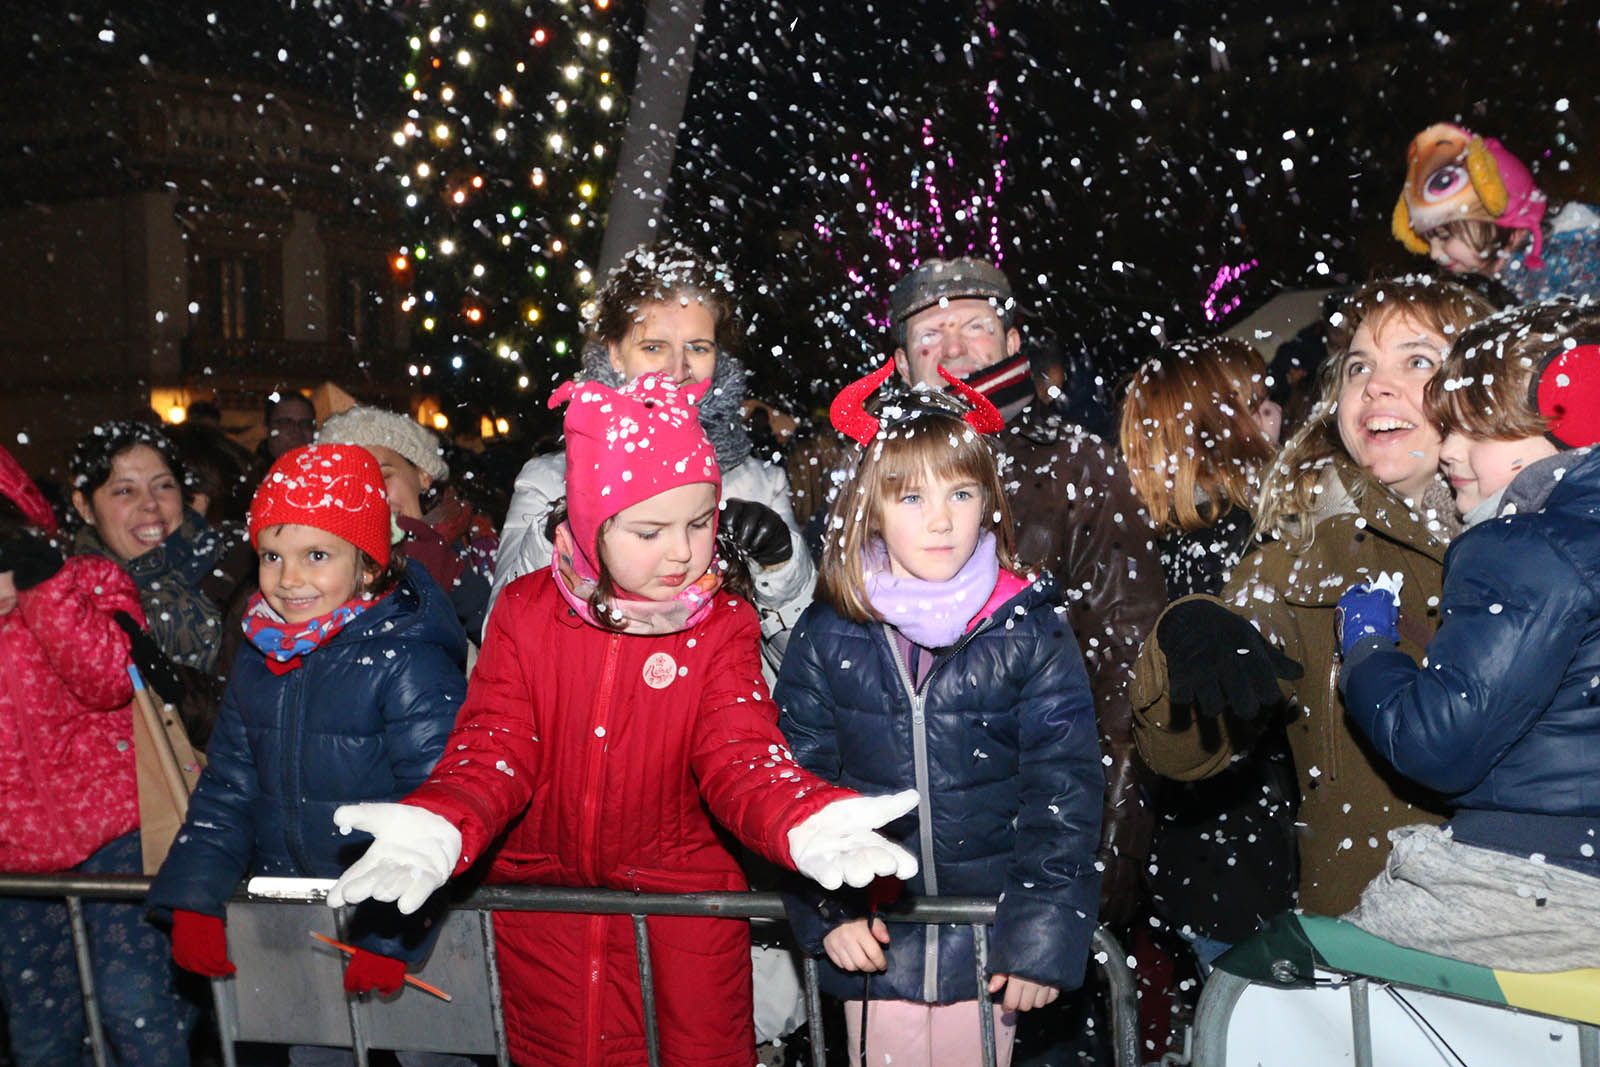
[1254,277,1494,548]
[1119,337,1276,535]
[818,409,1016,623]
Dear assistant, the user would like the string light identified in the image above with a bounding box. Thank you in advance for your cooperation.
[397,0,623,435]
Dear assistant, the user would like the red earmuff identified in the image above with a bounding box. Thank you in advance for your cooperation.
[1532,341,1600,449]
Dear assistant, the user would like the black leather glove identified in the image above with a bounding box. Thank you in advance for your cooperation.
[1157,599,1302,722]
[717,499,793,569]
[113,612,187,707]
[0,533,64,591]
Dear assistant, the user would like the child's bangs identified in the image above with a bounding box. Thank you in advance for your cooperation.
[872,418,994,497]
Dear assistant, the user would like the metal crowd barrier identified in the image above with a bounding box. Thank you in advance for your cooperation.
[0,873,1138,1067]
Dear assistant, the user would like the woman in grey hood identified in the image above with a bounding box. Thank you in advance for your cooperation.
[489,242,813,674]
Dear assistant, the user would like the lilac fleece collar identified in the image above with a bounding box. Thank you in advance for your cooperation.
[863,531,999,648]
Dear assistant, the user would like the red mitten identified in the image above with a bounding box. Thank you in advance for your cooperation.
[171,910,236,977]
[344,948,408,995]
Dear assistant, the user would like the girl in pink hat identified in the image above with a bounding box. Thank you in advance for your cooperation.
[1392,122,1600,303]
[328,374,921,1067]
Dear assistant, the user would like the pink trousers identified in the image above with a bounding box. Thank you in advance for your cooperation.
[842,999,1017,1067]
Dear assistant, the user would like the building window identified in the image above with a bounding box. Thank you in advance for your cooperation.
[338,270,384,351]
[205,255,263,341]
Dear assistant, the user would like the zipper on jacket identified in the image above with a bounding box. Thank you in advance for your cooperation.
[882,619,993,1002]
[283,669,314,873]
[579,632,622,1064]
[579,633,623,885]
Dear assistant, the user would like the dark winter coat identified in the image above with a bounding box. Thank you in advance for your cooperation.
[147,564,467,960]
[777,572,1103,1003]
[786,402,1164,897]
[0,555,142,872]
[1344,448,1600,834]
[999,404,1165,903]
[405,570,853,1067]
[74,512,255,750]
[74,512,251,676]
[1146,507,1299,942]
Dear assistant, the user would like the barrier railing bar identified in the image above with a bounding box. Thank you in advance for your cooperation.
[1350,977,1373,1067]
[631,913,661,1067]
[478,911,512,1067]
[800,954,826,1067]
[66,895,109,1067]
[973,923,997,1067]
[335,906,372,1067]
[209,974,240,1067]
[1094,925,1141,1067]
[0,874,1137,1067]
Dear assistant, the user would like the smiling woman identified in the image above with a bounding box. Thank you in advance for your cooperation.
[68,421,256,749]
[491,241,815,677]
[1131,277,1502,918]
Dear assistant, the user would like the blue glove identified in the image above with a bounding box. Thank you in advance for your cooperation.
[1336,576,1401,658]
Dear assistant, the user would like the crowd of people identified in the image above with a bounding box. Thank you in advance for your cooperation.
[1,121,1598,1067]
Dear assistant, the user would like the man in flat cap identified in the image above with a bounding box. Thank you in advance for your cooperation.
[889,257,1163,930]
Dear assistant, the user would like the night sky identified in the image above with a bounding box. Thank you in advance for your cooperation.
[4,0,1596,422]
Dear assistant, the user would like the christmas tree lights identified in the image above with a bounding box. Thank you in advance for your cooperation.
[386,2,635,433]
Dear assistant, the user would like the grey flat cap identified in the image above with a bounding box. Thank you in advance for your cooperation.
[889,258,1016,340]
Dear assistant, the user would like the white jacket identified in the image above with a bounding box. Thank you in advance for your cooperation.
[488,449,815,677]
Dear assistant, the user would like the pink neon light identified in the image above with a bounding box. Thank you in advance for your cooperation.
[1203,258,1259,322]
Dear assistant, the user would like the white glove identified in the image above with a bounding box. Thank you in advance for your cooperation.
[788,789,920,891]
[326,803,462,915]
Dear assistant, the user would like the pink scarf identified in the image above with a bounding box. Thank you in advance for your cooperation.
[862,531,1001,648]
[551,522,720,635]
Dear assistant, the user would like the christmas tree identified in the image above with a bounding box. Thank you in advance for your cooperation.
[389,0,639,438]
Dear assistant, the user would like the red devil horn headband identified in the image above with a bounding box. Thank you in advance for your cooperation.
[828,361,1006,446]
[828,361,897,445]
[937,366,1007,434]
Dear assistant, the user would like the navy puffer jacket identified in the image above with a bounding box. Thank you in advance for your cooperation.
[148,564,467,959]
[1345,447,1600,817]
[777,573,1103,1003]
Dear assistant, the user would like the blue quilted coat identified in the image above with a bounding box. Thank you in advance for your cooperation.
[148,564,467,959]
[1345,447,1600,822]
[776,573,1103,1003]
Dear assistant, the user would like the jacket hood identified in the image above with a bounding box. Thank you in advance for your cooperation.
[341,563,468,667]
[985,568,1061,622]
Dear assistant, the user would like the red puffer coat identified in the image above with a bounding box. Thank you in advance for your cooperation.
[0,555,142,872]
[407,570,854,1067]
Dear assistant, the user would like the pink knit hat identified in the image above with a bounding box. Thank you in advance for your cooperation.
[249,444,394,566]
[549,374,720,573]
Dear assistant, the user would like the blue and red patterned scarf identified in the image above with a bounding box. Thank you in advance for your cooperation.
[241,590,385,674]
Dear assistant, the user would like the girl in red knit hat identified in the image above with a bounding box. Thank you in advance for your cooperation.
[327,374,921,1067]
[148,444,471,1067]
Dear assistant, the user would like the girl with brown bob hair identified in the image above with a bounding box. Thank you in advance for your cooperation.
[1119,337,1278,536]
[778,378,1104,1058]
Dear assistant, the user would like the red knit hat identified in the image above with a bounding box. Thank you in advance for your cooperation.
[549,374,720,572]
[249,444,394,566]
